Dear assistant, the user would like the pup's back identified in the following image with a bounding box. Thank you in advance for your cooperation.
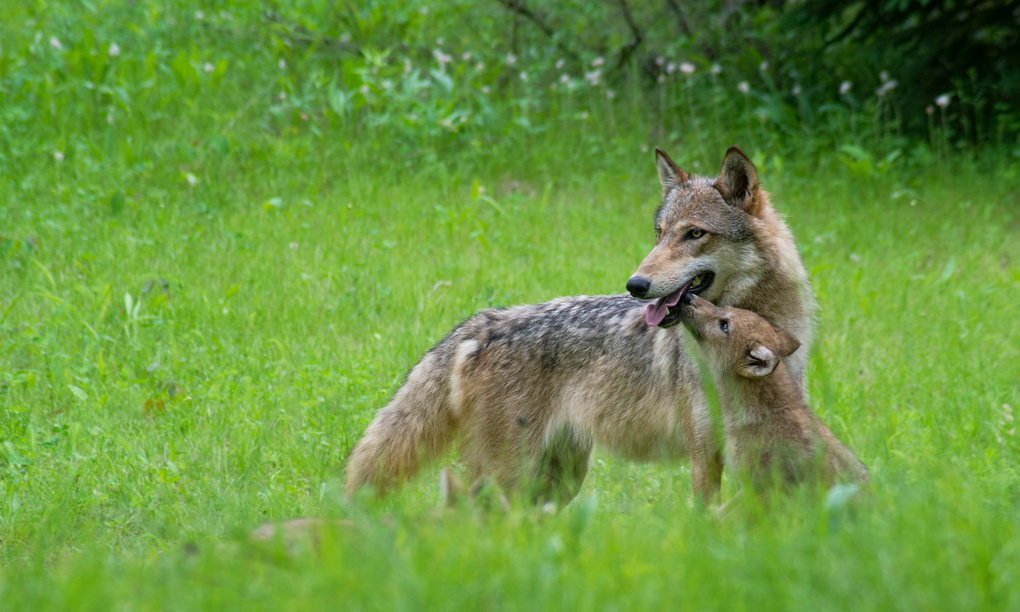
[679,294,869,490]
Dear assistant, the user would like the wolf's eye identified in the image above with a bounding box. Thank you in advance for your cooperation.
[686,228,705,240]
[719,319,730,333]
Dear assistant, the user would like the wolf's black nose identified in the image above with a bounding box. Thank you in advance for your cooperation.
[680,290,694,305]
[626,276,651,298]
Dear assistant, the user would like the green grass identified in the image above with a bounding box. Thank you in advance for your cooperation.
[3,131,1019,609]
[3,2,1020,609]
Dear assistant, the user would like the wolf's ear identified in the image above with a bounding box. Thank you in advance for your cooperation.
[774,327,801,359]
[655,148,690,197]
[717,146,763,217]
[737,345,779,379]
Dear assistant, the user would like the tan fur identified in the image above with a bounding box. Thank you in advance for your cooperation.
[344,147,816,506]
[679,295,869,493]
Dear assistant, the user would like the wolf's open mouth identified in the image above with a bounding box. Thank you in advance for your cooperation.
[644,271,714,328]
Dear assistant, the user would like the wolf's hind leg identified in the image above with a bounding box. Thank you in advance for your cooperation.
[529,426,594,507]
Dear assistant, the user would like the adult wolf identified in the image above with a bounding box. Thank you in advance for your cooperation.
[345,146,816,505]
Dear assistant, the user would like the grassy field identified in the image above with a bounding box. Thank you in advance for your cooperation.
[3,2,1020,610]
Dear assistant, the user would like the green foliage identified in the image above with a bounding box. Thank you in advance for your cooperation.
[2,1,1019,609]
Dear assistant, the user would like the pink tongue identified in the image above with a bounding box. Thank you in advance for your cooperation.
[644,286,686,326]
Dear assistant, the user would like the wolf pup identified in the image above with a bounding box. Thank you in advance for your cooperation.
[345,147,816,505]
[679,293,869,493]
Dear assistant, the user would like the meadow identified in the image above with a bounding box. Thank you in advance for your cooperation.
[2,2,1019,610]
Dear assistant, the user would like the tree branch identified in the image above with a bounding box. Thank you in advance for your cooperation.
[662,0,692,38]
[614,0,645,68]
[493,0,581,64]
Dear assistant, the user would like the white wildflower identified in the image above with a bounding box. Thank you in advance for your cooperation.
[279,59,287,70]
[759,60,768,72]
[839,81,852,95]
[279,92,287,100]
[196,10,204,20]
[935,93,951,108]
[359,85,369,95]
[679,62,695,75]
[203,63,214,73]
[655,56,665,66]
[876,80,897,97]
[519,71,528,81]
[475,62,484,71]
[506,54,517,66]
[433,49,452,65]
[559,74,570,84]
[186,173,197,187]
[667,62,676,74]
[54,151,64,162]
[109,42,121,57]
[738,81,750,94]
[481,86,491,94]
[591,57,604,67]
[711,63,722,75]
[792,85,801,97]
[606,89,616,99]
[556,59,565,70]
[50,37,62,50]
[462,52,472,61]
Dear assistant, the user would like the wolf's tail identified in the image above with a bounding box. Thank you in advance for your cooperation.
[344,349,457,499]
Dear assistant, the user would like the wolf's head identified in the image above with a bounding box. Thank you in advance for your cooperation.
[678,294,800,380]
[627,146,772,328]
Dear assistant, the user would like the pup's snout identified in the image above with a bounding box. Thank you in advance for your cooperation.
[626,276,651,298]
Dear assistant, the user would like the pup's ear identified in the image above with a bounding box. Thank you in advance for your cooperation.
[655,148,690,197]
[738,345,779,379]
[774,327,801,359]
[716,146,763,217]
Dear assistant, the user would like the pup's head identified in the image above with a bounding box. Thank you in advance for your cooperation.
[627,146,769,328]
[679,294,800,379]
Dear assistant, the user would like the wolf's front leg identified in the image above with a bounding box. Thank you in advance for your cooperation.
[691,448,723,505]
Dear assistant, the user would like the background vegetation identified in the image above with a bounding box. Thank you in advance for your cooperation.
[2,1,1018,609]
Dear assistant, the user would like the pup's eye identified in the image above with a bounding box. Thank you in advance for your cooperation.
[686,228,705,240]
[719,319,730,333]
